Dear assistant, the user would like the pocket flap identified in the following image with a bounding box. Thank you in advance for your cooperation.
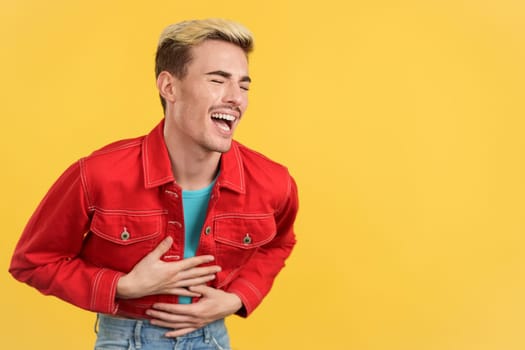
[90,211,162,246]
[213,214,276,249]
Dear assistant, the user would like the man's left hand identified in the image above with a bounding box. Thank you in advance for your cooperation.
[146,285,243,337]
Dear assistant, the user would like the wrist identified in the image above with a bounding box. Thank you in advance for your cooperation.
[116,274,136,299]
[227,292,243,314]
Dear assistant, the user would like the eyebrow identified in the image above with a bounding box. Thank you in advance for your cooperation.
[205,70,252,83]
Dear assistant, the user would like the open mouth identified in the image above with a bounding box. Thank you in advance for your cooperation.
[211,113,235,132]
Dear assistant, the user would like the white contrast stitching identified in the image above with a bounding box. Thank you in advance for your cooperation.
[90,269,104,310]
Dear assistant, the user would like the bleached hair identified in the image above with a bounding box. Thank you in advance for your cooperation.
[155,18,253,112]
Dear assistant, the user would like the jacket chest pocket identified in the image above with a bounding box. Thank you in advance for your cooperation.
[213,214,276,282]
[82,211,164,272]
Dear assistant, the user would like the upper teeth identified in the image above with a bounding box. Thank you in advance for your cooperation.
[212,113,235,121]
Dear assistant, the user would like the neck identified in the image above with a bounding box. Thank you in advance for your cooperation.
[164,129,221,191]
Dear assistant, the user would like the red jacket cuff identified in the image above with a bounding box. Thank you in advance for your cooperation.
[226,277,265,317]
[89,269,124,314]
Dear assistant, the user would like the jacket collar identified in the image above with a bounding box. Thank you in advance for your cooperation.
[142,119,245,194]
[217,139,246,194]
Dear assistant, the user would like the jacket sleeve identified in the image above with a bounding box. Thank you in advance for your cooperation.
[9,160,123,314]
[225,175,299,317]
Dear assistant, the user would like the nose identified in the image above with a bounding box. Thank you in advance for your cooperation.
[223,81,244,107]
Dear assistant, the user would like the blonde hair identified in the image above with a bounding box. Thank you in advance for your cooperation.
[155,19,254,112]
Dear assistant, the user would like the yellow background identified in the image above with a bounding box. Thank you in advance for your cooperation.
[2,0,525,349]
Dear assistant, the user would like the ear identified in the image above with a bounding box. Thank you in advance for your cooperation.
[156,71,177,104]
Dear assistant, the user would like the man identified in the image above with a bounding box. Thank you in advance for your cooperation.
[9,19,298,350]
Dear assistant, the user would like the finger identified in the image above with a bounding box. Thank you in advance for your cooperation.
[166,288,202,297]
[174,255,216,271]
[179,265,222,278]
[146,236,174,260]
[151,302,193,315]
[188,284,213,295]
[173,274,217,288]
[149,303,196,321]
[150,319,197,330]
[170,265,220,286]
[164,327,198,338]
[146,308,193,323]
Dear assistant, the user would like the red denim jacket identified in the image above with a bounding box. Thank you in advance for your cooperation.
[9,120,298,318]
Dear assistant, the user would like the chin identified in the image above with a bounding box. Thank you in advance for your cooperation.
[215,145,232,154]
[203,140,232,154]
[214,142,233,154]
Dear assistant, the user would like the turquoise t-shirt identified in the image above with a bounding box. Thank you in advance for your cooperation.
[179,180,215,304]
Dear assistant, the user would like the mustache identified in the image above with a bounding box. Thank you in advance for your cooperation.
[209,105,242,115]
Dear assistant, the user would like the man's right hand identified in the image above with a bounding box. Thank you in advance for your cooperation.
[116,236,220,299]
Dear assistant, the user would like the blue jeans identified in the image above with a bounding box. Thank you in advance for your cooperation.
[94,314,231,350]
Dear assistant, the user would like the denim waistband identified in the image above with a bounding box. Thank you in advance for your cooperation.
[96,313,226,344]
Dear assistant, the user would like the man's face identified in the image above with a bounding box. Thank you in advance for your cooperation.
[167,39,250,154]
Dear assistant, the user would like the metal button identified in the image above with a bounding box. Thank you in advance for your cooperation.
[243,233,252,245]
[204,226,211,235]
[121,227,130,241]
